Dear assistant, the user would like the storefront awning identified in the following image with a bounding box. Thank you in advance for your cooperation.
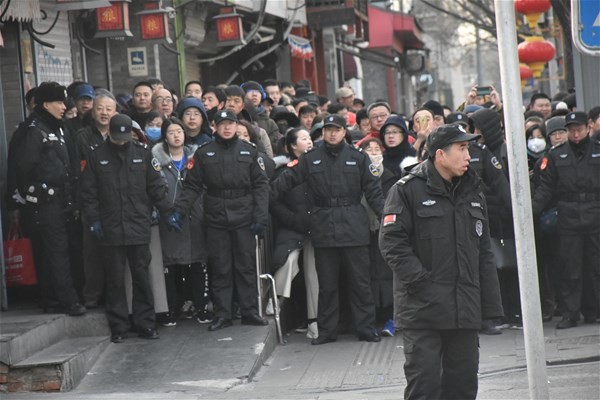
[1,0,41,22]
[367,4,423,52]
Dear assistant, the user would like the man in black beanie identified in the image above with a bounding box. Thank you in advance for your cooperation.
[12,81,86,316]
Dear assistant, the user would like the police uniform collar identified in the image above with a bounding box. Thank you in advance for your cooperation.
[323,141,346,156]
[215,133,239,146]
[33,107,63,132]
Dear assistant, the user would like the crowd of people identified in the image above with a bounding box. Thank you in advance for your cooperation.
[5,77,599,353]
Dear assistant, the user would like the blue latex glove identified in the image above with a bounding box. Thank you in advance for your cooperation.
[250,223,266,237]
[90,221,104,240]
[165,211,183,232]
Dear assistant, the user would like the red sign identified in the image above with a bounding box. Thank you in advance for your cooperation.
[214,7,244,46]
[140,3,166,40]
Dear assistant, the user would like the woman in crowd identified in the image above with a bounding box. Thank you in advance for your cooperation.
[270,128,318,339]
[380,115,416,178]
[154,117,211,326]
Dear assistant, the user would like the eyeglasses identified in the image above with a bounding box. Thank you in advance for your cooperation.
[153,97,173,104]
[369,113,389,121]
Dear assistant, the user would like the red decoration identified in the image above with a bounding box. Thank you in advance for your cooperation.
[514,0,551,30]
[213,7,244,47]
[139,2,171,42]
[519,63,533,88]
[95,0,132,38]
[517,36,555,78]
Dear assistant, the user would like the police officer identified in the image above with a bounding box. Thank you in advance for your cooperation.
[80,114,173,343]
[271,114,384,345]
[172,109,269,331]
[379,124,503,400]
[13,81,85,316]
[533,111,600,329]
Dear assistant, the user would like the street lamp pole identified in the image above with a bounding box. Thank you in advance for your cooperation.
[493,1,549,399]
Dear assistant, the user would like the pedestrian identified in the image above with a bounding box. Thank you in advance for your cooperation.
[127,81,154,129]
[532,111,600,328]
[153,117,211,326]
[271,114,384,345]
[184,80,203,100]
[80,114,174,342]
[13,81,86,316]
[171,109,269,331]
[152,87,175,119]
[354,101,391,147]
[380,115,416,178]
[271,128,318,338]
[379,124,503,400]
[178,96,212,146]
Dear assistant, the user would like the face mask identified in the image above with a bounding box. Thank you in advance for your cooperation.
[369,154,384,167]
[145,126,161,142]
[527,137,546,153]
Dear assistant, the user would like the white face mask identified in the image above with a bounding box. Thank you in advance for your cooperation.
[527,137,546,153]
[369,154,384,167]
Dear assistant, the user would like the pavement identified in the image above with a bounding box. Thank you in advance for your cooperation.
[1,305,599,399]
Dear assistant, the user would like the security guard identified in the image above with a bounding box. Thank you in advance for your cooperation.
[379,124,503,400]
[14,81,85,316]
[172,109,269,331]
[271,114,384,344]
[533,111,600,329]
[80,114,172,343]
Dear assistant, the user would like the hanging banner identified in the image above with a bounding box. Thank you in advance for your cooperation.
[288,34,313,60]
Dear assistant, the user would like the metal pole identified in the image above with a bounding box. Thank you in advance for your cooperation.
[476,27,483,85]
[493,2,549,399]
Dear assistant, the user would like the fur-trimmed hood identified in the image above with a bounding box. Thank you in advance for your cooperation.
[273,155,292,169]
[152,142,198,166]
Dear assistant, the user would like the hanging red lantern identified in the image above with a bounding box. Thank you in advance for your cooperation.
[514,0,551,30]
[517,36,555,78]
[519,63,533,87]
[94,0,132,38]
[137,2,172,43]
[213,6,245,47]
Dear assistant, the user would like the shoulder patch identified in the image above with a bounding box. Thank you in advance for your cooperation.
[134,141,148,149]
[287,159,299,168]
[257,156,266,171]
[151,158,161,171]
[549,141,566,152]
[187,158,195,170]
[490,156,502,170]
[540,157,548,171]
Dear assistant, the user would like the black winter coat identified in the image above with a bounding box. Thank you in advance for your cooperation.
[532,136,600,234]
[176,135,269,229]
[80,140,171,246]
[270,156,311,267]
[271,142,384,248]
[379,160,503,329]
[153,143,207,265]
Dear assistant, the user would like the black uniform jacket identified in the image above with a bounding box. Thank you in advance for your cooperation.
[176,135,269,229]
[80,140,170,246]
[532,135,600,234]
[379,160,503,329]
[271,142,384,248]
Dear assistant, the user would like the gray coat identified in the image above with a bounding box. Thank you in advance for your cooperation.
[153,143,207,265]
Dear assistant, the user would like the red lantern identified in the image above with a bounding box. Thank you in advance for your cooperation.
[138,2,172,43]
[519,63,533,87]
[94,0,132,38]
[518,36,555,78]
[514,0,551,30]
[213,6,245,47]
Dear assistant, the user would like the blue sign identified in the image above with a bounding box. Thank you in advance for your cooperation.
[572,0,600,55]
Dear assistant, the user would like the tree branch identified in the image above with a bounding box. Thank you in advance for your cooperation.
[420,0,497,36]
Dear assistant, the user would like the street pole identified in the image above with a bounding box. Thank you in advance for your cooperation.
[493,2,549,400]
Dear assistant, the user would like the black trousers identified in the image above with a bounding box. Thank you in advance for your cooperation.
[314,246,376,339]
[102,244,155,335]
[81,217,105,305]
[206,226,258,319]
[402,329,479,400]
[164,262,209,313]
[559,232,600,320]
[22,202,79,308]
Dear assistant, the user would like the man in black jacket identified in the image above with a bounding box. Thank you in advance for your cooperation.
[174,109,269,331]
[271,114,384,345]
[13,81,85,316]
[379,124,503,400]
[80,114,172,343]
[532,111,600,328]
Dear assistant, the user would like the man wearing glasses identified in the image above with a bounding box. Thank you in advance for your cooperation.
[152,88,175,119]
[355,101,391,147]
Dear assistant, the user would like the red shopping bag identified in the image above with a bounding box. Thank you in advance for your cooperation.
[3,221,37,287]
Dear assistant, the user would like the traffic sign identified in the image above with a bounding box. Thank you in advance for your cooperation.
[571,0,600,56]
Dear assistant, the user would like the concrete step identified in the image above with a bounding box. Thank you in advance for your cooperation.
[0,311,109,366]
[8,336,110,392]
